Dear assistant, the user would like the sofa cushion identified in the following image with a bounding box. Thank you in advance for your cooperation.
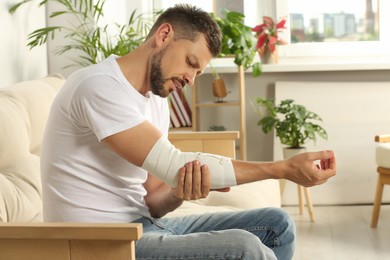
[0,75,65,223]
[376,143,390,169]
[166,180,281,218]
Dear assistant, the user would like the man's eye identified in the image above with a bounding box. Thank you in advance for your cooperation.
[187,58,194,67]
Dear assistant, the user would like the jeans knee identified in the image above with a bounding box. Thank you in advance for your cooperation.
[266,208,296,259]
[226,229,277,260]
[264,207,295,234]
[277,208,296,240]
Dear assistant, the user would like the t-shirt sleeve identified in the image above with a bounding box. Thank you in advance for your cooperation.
[70,75,146,141]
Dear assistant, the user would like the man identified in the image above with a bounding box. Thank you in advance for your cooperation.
[41,4,336,259]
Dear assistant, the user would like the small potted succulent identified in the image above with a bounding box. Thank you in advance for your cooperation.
[252,16,287,64]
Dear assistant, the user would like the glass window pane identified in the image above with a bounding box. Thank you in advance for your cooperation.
[289,0,379,43]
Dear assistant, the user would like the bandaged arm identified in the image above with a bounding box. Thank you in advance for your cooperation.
[141,136,237,189]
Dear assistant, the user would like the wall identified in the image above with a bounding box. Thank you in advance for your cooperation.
[0,0,47,88]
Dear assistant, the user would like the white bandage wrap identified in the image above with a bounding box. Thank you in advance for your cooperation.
[141,136,237,188]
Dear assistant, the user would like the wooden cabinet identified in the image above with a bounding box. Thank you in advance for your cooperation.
[191,65,247,160]
[169,131,239,159]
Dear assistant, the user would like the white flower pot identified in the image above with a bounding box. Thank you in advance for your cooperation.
[282,147,306,159]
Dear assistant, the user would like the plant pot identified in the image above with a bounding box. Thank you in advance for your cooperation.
[212,78,228,103]
[259,46,278,64]
[283,147,306,159]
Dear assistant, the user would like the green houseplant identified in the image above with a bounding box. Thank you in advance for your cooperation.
[211,9,261,77]
[252,97,328,149]
[9,0,157,68]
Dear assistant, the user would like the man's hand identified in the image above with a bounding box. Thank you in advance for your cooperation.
[284,150,336,187]
[172,160,230,201]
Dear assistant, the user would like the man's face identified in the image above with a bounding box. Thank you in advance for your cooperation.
[149,35,212,98]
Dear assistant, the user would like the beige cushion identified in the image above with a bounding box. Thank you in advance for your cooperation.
[0,75,65,223]
[376,143,390,168]
[166,180,281,218]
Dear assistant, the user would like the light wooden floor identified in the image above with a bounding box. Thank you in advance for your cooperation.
[283,205,390,260]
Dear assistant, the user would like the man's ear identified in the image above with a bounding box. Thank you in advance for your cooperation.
[155,23,173,46]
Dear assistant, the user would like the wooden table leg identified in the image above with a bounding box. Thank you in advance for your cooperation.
[298,185,304,215]
[304,187,315,222]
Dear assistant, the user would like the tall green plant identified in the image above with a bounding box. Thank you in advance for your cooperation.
[252,97,328,148]
[211,9,261,77]
[9,0,157,68]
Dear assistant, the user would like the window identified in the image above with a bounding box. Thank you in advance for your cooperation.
[289,0,379,43]
[276,0,390,57]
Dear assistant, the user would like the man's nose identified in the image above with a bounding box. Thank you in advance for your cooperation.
[185,72,196,86]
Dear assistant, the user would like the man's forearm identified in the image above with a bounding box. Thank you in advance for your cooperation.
[232,150,336,188]
[232,160,281,185]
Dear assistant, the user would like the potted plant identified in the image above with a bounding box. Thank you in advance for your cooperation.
[252,97,327,158]
[208,125,227,131]
[211,9,261,77]
[252,16,287,64]
[9,0,157,68]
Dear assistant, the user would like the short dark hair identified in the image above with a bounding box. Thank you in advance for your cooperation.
[146,4,221,57]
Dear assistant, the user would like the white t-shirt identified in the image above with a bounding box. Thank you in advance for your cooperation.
[41,55,170,223]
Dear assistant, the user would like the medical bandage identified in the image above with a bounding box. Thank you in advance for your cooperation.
[141,136,237,188]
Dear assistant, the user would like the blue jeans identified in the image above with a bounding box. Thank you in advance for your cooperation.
[134,207,295,259]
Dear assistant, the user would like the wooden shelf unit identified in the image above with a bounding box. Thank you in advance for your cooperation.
[191,65,247,160]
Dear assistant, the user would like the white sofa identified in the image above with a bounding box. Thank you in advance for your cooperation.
[0,75,280,223]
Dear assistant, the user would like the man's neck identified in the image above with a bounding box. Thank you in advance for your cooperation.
[117,45,151,95]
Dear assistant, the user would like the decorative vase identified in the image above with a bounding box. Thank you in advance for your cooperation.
[212,78,228,103]
[259,46,278,64]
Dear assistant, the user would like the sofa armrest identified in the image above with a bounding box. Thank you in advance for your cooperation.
[0,223,143,260]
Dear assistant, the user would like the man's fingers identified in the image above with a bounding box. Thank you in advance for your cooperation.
[183,162,192,200]
[308,150,335,161]
[175,167,186,199]
[201,164,211,197]
[192,160,202,199]
[177,161,212,201]
[327,154,336,169]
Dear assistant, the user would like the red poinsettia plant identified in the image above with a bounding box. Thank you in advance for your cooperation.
[252,16,287,56]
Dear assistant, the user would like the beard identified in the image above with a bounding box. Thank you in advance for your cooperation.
[150,49,167,97]
[150,46,185,98]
